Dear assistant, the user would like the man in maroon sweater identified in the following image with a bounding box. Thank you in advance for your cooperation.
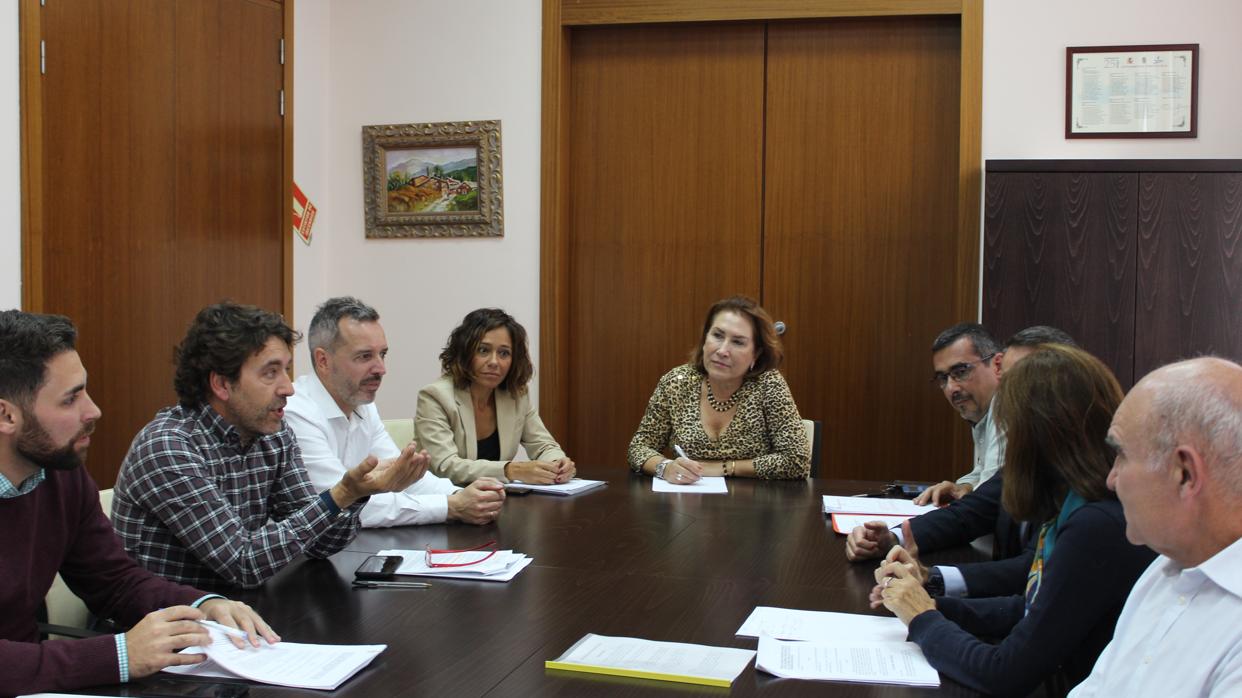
[0,310,278,696]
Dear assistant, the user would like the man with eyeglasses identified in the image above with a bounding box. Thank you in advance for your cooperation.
[915,323,1006,506]
[847,325,1078,601]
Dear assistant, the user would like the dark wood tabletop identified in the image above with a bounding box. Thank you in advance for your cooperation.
[132,468,988,697]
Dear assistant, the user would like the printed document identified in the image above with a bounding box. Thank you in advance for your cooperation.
[164,626,385,690]
[547,633,755,688]
[653,476,728,494]
[756,635,939,687]
[822,496,934,517]
[507,478,606,496]
[377,547,533,582]
[829,513,910,534]
[736,607,909,644]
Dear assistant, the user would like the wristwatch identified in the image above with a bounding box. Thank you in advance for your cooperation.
[924,568,946,597]
[654,459,672,480]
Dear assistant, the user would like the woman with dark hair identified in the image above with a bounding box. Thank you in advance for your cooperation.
[416,308,573,486]
[871,344,1155,697]
[627,295,809,483]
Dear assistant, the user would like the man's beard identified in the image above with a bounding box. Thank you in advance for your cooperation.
[16,414,93,471]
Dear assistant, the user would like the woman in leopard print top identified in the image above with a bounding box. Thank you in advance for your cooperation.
[627,296,810,482]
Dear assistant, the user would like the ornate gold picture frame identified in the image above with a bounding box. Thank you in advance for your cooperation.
[362,120,503,238]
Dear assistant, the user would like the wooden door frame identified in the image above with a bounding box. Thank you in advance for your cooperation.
[18,0,295,321]
[538,0,984,441]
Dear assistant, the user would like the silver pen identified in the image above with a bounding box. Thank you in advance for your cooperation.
[352,580,432,589]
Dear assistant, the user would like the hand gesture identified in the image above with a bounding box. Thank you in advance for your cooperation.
[845,521,897,561]
[665,456,702,485]
[871,554,936,624]
[337,443,431,505]
[198,598,280,649]
[448,477,506,524]
[552,457,576,484]
[506,460,560,485]
[914,480,971,507]
[877,524,929,585]
[124,606,212,679]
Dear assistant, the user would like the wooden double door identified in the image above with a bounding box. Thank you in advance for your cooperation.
[21,0,290,487]
[552,16,977,481]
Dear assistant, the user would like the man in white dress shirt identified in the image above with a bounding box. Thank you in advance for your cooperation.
[285,297,505,527]
[1070,357,1242,696]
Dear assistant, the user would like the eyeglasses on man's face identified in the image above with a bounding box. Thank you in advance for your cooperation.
[931,354,995,389]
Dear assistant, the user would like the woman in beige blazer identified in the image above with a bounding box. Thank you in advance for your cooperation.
[416,308,573,486]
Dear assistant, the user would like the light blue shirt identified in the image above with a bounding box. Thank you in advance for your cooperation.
[0,469,45,498]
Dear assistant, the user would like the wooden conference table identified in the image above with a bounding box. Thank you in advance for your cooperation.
[143,467,988,697]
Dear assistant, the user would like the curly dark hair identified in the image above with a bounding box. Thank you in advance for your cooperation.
[690,296,783,379]
[438,308,533,396]
[173,302,301,408]
[0,310,78,407]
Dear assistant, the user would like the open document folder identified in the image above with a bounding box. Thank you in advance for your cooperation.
[377,547,533,582]
[547,634,755,688]
[163,625,385,690]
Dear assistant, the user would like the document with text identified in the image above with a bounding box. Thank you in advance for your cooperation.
[822,496,934,517]
[736,607,909,644]
[546,633,755,688]
[164,626,385,690]
[756,635,939,687]
[377,547,533,582]
[507,478,607,496]
[653,476,728,494]
[829,513,911,534]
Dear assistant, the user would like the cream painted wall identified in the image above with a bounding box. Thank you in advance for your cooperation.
[296,0,544,421]
[983,0,1242,158]
[5,1,1239,350]
[2,5,21,309]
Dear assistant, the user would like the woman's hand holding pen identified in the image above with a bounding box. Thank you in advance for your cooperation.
[666,445,703,485]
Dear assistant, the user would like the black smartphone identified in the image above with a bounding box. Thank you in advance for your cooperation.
[354,554,403,581]
[893,481,931,499]
[131,677,249,698]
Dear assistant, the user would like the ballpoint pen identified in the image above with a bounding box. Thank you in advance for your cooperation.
[351,580,432,589]
[674,445,690,460]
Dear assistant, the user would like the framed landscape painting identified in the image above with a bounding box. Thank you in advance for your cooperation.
[362,120,503,237]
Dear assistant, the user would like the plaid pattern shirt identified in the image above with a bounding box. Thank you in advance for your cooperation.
[112,404,364,589]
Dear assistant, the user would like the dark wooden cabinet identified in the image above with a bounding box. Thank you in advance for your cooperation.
[984,160,1242,388]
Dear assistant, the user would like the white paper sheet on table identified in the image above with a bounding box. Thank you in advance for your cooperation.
[829,513,911,535]
[736,607,909,644]
[507,478,606,496]
[756,635,939,687]
[162,626,385,690]
[546,633,755,687]
[822,495,934,517]
[377,548,533,582]
[652,476,727,493]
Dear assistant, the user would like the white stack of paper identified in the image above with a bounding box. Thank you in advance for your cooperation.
[507,478,607,496]
[164,626,385,690]
[546,634,755,688]
[756,636,939,687]
[737,607,908,644]
[652,476,728,494]
[737,607,939,688]
[821,496,934,533]
[821,496,935,517]
[377,547,533,582]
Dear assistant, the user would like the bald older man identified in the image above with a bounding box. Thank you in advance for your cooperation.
[1070,357,1242,697]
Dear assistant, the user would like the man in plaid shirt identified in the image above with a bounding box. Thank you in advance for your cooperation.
[112,302,428,589]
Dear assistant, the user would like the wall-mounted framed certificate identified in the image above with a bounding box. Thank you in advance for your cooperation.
[1065,44,1198,139]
